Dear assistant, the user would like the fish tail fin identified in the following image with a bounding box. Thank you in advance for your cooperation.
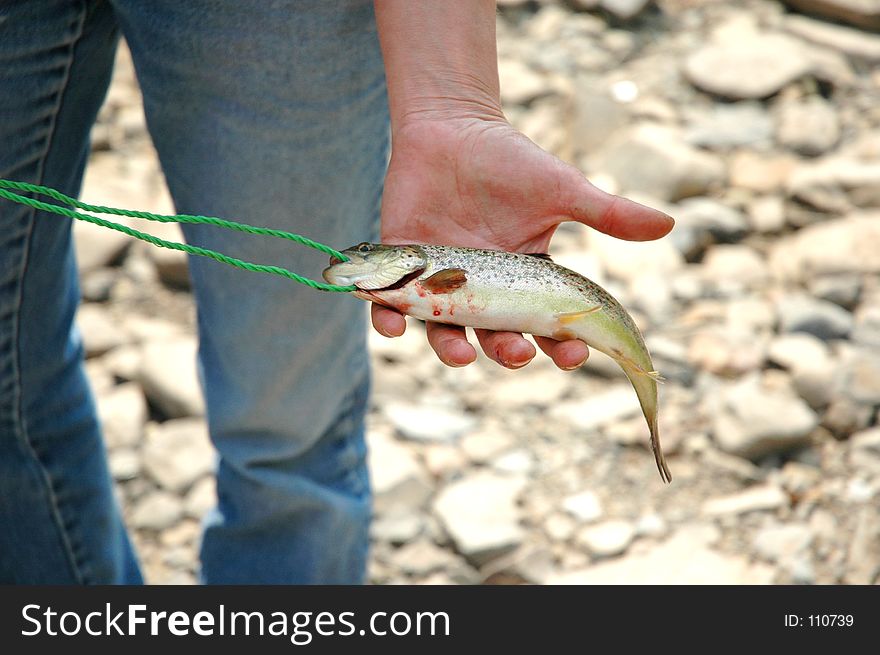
[650,413,672,484]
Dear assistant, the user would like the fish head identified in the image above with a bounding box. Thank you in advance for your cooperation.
[322,243,428,290]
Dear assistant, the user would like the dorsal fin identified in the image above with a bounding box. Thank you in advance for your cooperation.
[525,253,553,261]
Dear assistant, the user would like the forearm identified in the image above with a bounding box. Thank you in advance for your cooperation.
[373,0,504,132]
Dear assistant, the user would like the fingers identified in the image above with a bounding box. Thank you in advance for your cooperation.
[534,336,590,371]
[371,304,407,337]
[426,322,477,367]
[560,167,675,242]
[474,329,536,369]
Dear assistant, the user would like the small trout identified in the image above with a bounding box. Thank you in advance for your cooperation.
[324,243,671,483]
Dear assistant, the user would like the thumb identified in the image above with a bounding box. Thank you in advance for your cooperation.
[558,167,675,242]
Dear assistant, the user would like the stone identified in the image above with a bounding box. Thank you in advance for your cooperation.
[688,327,766,377]
[142,418,215,493]
[792,364,836,409]
[550,385,642,431]
[390,539,462,577]
[598,0,654,21]
[670,198,749,260]
[562,490,604,522]
[371,514,425,545]
[700,245,769,288]
[77,304,129,357]
[460,427,515,463]
[422,444,466,478]
[130,491,184,531]
[102,345,142,382]
[783,14,880,63]
[137,336,205,418]
[808,274,863,310]
[587,226,684,283]
[753,524,814,562]
[96,381,147,449]
[79,268,118,302]
[684,103,774,149]
[384,401,477,443]
[684,34,812,99]
[576,519,636,557]
[73,219,130,273]
[701,484,789,516]
[770,214,880,281]
[836,350,880,405]
[544,513,577,541]
[849,427,880,474]
[788,160,880,212]
[368,430,432,515]
[845,504,880,584]
[780,0,880,32]
[432,471,527,565]
[150,245,190,289]
[823,397,874,437]
[108,448,140,480]
[550,524,775,584]
[778,293,853,341]
[747,196,787,233]
[767,333,831,371]
[489,368,571,408]
[492,449,534,475]
[184,477,216,518]
[775,96,841,156]
[729,151,797,193]
[591,124,725,201]
[712,375,819,459]
[499,58,552,106]
[572,82,630,154]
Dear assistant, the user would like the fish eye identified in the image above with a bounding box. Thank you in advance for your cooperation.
[357,243,372,253]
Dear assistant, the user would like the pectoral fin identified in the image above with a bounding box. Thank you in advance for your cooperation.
[422,268,468,294]
[555,306,600,324]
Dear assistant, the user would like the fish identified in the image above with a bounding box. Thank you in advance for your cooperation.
[323,242,671,483]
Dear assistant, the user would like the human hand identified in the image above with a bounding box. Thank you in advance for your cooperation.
[371,115,675,370]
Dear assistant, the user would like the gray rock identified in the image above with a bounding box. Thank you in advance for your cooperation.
[776,96,841,157]
[848,427,880,475]
[137,337,205,418]
[108,448,140,480]
[368,431,433,516]
[550,524,775,584]
[77,304,129,357]
[747,196,787,233]
[492,449,535,475]
[752,524,814,563]
[792,364,836,409]
[808,274,863,310]
[670,198,749,259]
[80,268,118,302]
[587,227,684,283]
[780,0,880,32]
[767,333,831,371]
[778,293,853,341]
[597,0,654,21]
[712,375,819,459]
[550,385,642,431]
[371,514,425,545]
[74,219,130,273]
[130,491,184,531]
[384,401,477,443]
[432,471,527,565]
[562,490,604,522]
[729,150,798,193]
[770,214,880,281]
[684,34,812,99]
[572,83,630,154]
[460,430,514,468]
[783,14,880,62]
[142,418,215,492]
[102,345,142,382]
[184,477,216,518]
[853,305,880,348]
[544,513,577,541]
[592,124,726,201]
[822,397,874,437]
[685,103,774,149]
[788,160,880,212]
[499,58,553,106]
[390,539,463,577]
[576,519,636,557]
[702,484,789,516]
[845,504,880,584]
[96,382,147,449]
[700,245,769,289]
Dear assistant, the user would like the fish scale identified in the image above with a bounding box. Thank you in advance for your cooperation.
[324,243,671,483]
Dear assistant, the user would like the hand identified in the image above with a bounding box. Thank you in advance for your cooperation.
[372,115,674,370]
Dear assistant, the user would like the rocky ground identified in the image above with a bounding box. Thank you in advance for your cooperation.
[72,0,880,584]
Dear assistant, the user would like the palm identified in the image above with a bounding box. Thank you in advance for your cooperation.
[373,116,674,370]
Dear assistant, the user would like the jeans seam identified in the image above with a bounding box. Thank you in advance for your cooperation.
[14,0,90,585]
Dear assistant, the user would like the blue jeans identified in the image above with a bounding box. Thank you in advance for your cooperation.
[0,0,387,583]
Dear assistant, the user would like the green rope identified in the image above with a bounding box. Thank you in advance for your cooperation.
[0,179,356,293]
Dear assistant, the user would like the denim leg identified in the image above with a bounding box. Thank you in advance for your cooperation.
[114,0,388,583]
[0,0,141,583]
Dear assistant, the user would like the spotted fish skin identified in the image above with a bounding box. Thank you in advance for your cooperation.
[323,243,671,483]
